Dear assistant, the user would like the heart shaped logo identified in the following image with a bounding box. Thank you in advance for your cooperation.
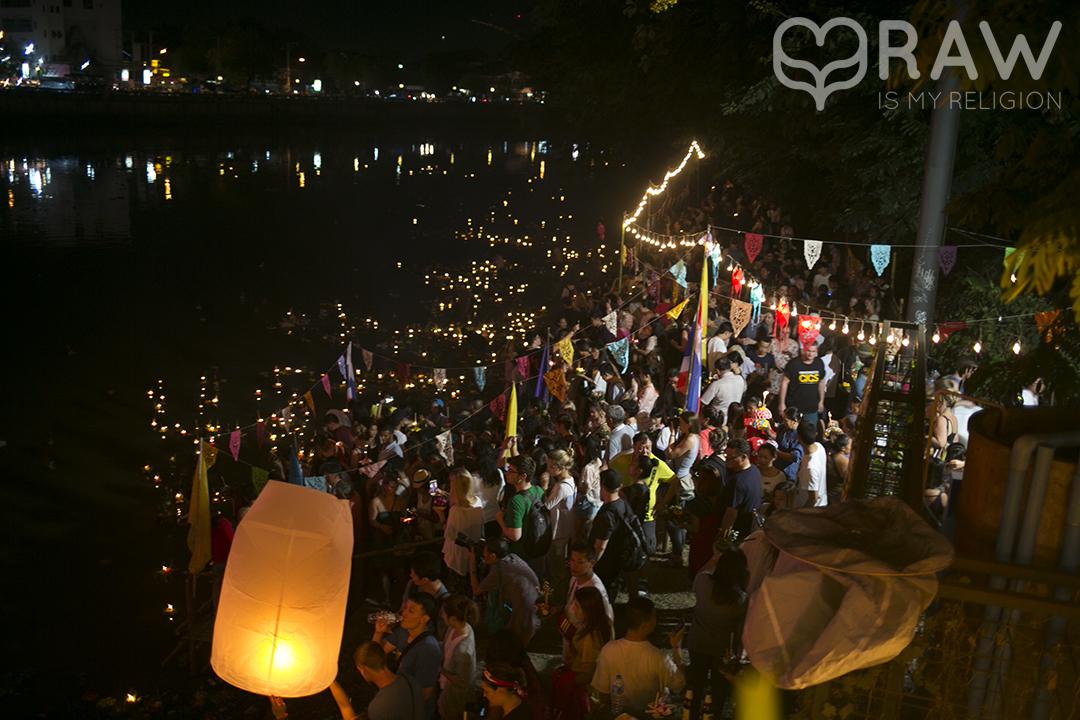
[774,17,868,110]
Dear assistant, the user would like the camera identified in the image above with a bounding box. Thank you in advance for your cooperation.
[454,531,481,549]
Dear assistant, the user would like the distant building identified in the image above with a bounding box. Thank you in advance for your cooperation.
[1,0,122,72]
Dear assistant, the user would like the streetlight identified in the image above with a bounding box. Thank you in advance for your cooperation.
[298,57,305,63]
[159,48,167,54]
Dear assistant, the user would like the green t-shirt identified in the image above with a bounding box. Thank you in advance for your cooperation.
[609,453,674,522]
[505,484,543,560]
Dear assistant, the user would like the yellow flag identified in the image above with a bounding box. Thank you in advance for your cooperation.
[666,299,690,322]
[505,385,518,440]
[558,338,574,365]
[303,391,315,414]
[187,441,216,574]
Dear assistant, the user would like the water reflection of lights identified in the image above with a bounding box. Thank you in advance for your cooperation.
[313,153,322,170]
[146,161,156,183]
[28,167,43,194]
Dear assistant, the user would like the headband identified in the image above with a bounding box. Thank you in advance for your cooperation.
[483,669,526,697]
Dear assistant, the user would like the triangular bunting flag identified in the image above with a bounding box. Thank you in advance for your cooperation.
[303,391,315,414]
[670,260,687,288]
[515,356,530,381]
[281,406,292,431]
[336,355,348,380]
[229,430,241,462]
[603,312,618,336]
[558,338,574,365]
[870,244,891,276]
[397,363,410,385]
[251,467,269,495]
[361,349,373,372]
[745,233,763,263]
[321,374,332,397]
[939,246,957,275]
[488,393,507,422]
[804,239,822,269]
[433,368,447,390]
[666,299,689,322]
[474,367,486,391]
[437,431,454,466]
[543,368,567,403]
[609,337,630,373]
[731,300,752,339]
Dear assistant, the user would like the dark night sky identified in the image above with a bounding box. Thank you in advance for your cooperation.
[124,0,534,58]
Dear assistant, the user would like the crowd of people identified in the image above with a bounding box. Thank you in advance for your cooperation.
[210,185,1005,720]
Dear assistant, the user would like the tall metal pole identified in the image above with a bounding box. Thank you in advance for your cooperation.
[905,63,963,326]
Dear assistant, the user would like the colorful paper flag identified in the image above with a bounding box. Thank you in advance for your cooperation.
[543,368,567,403]
[515,356,530,381]
[731,300,752,339]
[489,393,507,422]
[535,343,550,400]
[670,260,687,288]
[345,342,357,401]
[251,467,269,495]
[433,368,447,390]
[397,363,410,385]
[474,366,486,391]
[870,244,891,276]
[603,312,618,336]
[610,337,630,373]
[666,299,689,322]
[321,374,332,397]
[336,354,348,380]
[281,406,292,430]
[558,338,574,365]
[229,430,241,461]
[303,391,315,414]
[939,246,957,275]
[731,267,744,298]
[256,420,265,448]
[745,233,763,263]
[437,431,454,466]
[804,239,822,269]
[361,349,373,371]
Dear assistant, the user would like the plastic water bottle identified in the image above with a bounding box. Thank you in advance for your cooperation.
[611,674,625,715]
[367,611,401,625]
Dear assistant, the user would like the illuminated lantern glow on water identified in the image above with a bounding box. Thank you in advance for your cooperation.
[211,481,353,697]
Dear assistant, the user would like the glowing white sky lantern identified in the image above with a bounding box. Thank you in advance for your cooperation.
[211,481,353,697]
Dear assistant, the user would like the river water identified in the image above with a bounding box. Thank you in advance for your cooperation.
[0,129,647,703]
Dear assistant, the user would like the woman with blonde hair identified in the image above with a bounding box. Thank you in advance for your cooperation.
[545,449,578,601]
[439,595,479,720]
[927,377,959,457]
[440,467,484,595]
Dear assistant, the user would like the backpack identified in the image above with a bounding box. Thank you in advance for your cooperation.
[522,486,554,558]
[617,505,649,573]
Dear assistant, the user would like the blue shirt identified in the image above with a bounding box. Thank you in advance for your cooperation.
[398,633,442,720]
[777,429,803,483]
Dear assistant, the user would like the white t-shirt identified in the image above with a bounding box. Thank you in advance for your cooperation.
[477,471,504,523]
[706,336,728,373]
[607,424,634,464]
[442,498,484,576]
[1022,388,1039,407]
[545,476,577,541]
[797,442,828,507]
[593,639,685,715]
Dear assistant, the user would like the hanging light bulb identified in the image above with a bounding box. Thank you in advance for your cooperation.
[857,328,865,342]
[901,333,910,347]
[932,330,940,343]
[886,330,895,344]
[1013,339,1021,354]
[868,333,877,345]
[973,339,982,354]
[829,319,837,331]
[842,321,849,335]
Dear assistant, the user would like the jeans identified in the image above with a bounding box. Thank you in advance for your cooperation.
[687,650,732,720]
[803,411,819,427]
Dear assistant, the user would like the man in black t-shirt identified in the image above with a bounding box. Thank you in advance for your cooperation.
[779,342,826,426]
[591,469,635,599]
